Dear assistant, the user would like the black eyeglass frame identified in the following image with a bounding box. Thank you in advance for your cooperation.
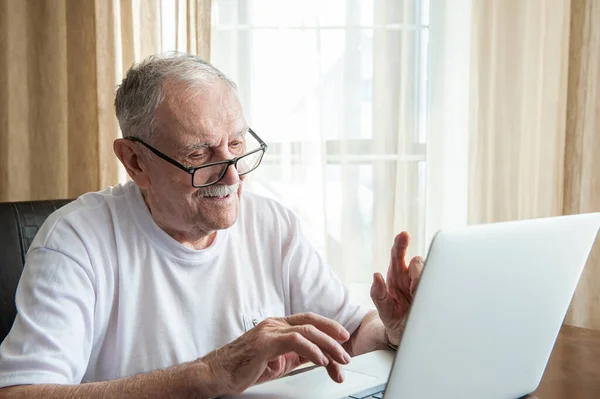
[126,128,268,188]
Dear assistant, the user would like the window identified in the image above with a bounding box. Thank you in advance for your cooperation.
[211,0,430,306]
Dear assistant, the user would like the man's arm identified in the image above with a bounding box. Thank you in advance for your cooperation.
[0,313,351,398]
[0,359,219,399]
[343,310,391,357]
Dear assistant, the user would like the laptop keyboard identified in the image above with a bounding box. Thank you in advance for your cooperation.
[339,383,386,398]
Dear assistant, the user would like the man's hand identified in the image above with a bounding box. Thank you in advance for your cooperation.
[202,312,352,395]
[370,232,424,346]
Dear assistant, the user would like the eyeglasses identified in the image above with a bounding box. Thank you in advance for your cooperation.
[126,128,268,188]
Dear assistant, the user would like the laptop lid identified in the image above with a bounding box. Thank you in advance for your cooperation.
[384,213,600,399]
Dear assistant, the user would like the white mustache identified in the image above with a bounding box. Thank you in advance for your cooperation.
[197,183,239,198]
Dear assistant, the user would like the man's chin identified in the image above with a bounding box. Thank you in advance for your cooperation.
[196,195,240,229]
[203,213,239,231]
[200,194,235,203]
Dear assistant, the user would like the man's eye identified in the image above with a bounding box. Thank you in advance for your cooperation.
[189,153,207,160]
[230,142,243,149]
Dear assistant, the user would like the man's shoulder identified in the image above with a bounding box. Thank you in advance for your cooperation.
[32,182,134,250]
[236,191,305,253]
[241,191,298,223]
[237,191,305,242]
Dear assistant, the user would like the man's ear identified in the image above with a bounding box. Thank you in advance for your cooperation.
[113,138,150,189]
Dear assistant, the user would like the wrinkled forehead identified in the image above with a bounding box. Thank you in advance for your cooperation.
[153,78,246,149]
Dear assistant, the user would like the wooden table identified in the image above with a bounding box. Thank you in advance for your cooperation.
[529,325,600,398]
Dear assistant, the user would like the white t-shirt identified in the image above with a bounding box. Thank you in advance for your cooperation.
[0,181,368,387]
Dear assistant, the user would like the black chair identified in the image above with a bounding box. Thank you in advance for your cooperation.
[0,200,72,343]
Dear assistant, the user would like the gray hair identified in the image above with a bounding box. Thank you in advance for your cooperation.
[114,52,237,140]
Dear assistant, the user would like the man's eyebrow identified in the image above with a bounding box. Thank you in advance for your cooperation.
[177,128,248,155]
[177,142,212,156]
[232,128,248,139]
[185,142,212,151]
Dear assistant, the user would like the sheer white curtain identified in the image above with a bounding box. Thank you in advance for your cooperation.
[425,0,472,245]
[208,0,600,330]
[211,0,436,306]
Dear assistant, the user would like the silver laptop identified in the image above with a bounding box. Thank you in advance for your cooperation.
[226,213,600,399]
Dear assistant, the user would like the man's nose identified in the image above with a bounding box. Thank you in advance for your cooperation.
[219,162,240,185]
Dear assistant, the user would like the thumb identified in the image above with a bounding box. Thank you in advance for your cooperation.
[370,273,392,309]
[371,273,398,329]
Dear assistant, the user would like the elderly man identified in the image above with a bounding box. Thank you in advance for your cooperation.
[0,53,423,398]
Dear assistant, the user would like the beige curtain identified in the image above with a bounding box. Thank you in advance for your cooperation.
[563,0,600,329]
[0,0,212,202]
[469,0,600,329]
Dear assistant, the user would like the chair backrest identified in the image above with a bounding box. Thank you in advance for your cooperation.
[0,200,72,343]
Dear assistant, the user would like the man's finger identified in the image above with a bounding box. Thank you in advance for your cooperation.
[408,256,424,296]
[275,332,329,368]
[285,325,351,365]
[370,272,387,302]
[390,232,411,272]
[324,355,345,383]
[280,352,305,376]
[285,313,350,342]
[370,273,395,321]
[257,353,304,384]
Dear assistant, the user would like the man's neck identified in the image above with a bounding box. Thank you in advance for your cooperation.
[140,190,217,250]
[158,226,217,250]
